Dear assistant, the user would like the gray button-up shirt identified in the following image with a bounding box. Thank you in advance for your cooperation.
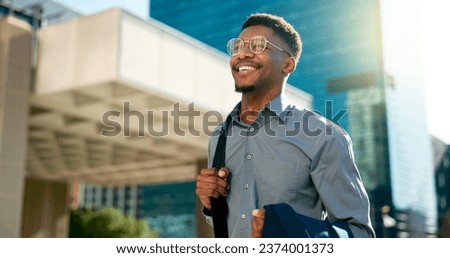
[206,94,375,238]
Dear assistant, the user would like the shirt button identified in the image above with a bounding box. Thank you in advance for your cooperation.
[246,154,252,160]
[249,127,255,132]
[241,213,247,219]
[243,183,249,189]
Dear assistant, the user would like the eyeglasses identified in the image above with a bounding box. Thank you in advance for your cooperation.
[226,35,291,57]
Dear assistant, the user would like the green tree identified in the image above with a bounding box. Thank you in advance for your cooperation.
[69,207,157,238]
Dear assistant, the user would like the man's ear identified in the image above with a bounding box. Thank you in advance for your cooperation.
[282,57,296,75]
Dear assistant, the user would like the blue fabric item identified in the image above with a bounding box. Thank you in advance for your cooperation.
[262,203,354,238]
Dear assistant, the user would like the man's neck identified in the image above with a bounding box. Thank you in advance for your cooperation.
[240,87,281,125]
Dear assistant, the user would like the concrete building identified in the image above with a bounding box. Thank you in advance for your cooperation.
[0,1,311,237]
[431,136,450,237]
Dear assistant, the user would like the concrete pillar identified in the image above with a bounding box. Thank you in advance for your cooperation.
[0,16,33,237]
[21,178,71,237]
[196,158,213,237]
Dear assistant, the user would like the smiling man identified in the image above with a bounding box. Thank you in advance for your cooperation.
[195,13,375,238]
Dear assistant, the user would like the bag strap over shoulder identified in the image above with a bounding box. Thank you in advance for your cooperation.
[210,116,232,238]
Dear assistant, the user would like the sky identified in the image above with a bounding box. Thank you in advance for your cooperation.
[416,0,450,144]
[53,0,450,144]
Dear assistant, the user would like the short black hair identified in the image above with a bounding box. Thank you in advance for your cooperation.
[241,13,302,62]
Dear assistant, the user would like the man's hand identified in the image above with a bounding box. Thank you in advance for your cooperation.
[196,167,230,210]
[251,208,265,238]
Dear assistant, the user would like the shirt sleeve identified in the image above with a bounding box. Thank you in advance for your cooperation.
[202,207,214,227]
[309,125,376,238]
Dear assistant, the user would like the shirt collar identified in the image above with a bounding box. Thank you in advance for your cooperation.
[225,93,293,128]
[265,93,292,123]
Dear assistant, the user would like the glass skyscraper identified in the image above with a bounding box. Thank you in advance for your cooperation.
[150,0,436,237]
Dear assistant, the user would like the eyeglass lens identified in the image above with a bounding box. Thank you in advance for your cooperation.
[227,36,267,56]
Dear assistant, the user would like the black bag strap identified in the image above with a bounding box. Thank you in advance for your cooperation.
[210,116,232,238]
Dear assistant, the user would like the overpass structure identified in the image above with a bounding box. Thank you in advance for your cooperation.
[0,6,312,237]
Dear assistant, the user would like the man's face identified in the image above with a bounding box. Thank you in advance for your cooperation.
[229,25,290,93]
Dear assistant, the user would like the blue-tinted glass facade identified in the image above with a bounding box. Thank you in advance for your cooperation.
[141,182,196,238]
[80,182,197,237]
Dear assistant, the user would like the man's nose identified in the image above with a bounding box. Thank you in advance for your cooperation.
[237,43,254,58]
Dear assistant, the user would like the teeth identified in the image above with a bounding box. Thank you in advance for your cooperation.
[238,66,256,72]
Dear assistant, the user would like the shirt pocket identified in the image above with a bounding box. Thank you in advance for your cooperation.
[253,157,301,206]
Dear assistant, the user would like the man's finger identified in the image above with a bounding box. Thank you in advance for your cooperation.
[253,208,265,218]
[218,167,230,179]
[196,181,228,197]
[200,168,218,176]
[196,175,229,194]
[252,208,265,238]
